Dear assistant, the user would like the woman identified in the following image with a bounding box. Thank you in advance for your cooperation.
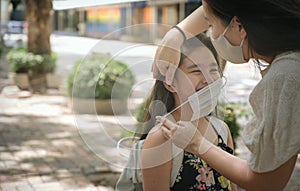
[141,34,237,191]
[155,0,300,190]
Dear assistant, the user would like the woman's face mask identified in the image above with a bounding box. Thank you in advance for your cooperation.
[210,20,246,64]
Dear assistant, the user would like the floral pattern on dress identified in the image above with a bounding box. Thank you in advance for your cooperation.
[196,162,215,187]
[171,135,233,191]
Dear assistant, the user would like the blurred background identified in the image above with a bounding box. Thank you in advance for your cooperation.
[0,1,299,191]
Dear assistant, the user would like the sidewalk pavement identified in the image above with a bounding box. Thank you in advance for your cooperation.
[0,86,122,191]
[0,86,299,191]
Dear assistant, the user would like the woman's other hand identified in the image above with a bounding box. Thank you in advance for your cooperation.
[152,27,185,85]
[152,6,209,85]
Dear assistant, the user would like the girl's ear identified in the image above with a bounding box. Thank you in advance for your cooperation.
[163,81,176,93]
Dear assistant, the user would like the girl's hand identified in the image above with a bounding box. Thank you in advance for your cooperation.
[152,27,185,85]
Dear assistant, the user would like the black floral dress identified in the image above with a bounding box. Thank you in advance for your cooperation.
[171,134,234,191]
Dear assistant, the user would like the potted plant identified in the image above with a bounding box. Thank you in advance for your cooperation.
[7,48,57,93]
[67,55,135,115]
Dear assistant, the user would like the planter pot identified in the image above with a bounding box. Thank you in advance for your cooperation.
[29,75,47,93]
[9,72,30,90]
[71,98,128,115]
[9,72,47,93]
[46,73,62,89]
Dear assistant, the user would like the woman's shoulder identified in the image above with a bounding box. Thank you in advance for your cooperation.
[271,51,300,74]
[255,51,300,95]
[273,51,300,63]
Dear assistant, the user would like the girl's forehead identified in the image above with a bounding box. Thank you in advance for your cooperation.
[180,47,216,68]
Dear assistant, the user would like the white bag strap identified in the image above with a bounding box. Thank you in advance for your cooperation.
[133,140,144,183]
[208,116,228,143]
[130,140,183,187]
[170,144,184,187]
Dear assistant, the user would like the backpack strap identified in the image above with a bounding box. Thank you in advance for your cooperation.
[132,140,144,184]
[115,139,144,191]
[131,140,183,187]
[208,116,228,144]
[170,144,184,187]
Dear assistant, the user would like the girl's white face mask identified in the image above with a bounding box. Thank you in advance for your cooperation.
[210,20,246,64]
[162,78,223,121]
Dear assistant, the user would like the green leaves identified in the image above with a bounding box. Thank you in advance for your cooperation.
[7,48,57,76]
[67,55,135,100]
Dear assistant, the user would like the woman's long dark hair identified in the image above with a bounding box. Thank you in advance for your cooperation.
[204,0,300,57]
[138,33,222,140]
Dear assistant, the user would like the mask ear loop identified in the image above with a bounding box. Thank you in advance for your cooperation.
[218,17,234,39]
[222,23,231,36]
[156,99,190,126]
[210,20,231,41]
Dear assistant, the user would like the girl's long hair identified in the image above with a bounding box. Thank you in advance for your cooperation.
[138,33,222,140]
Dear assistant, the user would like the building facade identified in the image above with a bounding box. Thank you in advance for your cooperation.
[52,0,202,42]
[1,0,202,43]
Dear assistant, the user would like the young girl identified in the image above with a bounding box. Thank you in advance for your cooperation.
[140,34,237,191]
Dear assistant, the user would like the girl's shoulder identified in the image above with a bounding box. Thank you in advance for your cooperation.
[143,125,170,148]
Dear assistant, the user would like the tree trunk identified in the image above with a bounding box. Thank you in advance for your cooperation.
[25,0,52,55]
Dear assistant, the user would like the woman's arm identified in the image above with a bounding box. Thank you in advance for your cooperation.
[153,6,209,85]
[141,127,172,191]
[177,6,209,38]
[225,124,234,152]
[201,144,297,191]
[160,118,297,191]
[224,124,238,191]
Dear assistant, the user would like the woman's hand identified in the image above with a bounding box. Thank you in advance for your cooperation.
[152,6,209,85]
[152,27,185,85]
[157,117,214,155]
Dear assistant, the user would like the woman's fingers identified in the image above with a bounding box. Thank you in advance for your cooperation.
[161,126,172,139]
[151,56,159,79]
[152,27,184,85]
[162,117,177,129]
[159,117,215,155]
[153,47,180,85]
[177,121,215,154]
[157,117,178,139]
[159,119,196,150]
[165,63,178,85]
